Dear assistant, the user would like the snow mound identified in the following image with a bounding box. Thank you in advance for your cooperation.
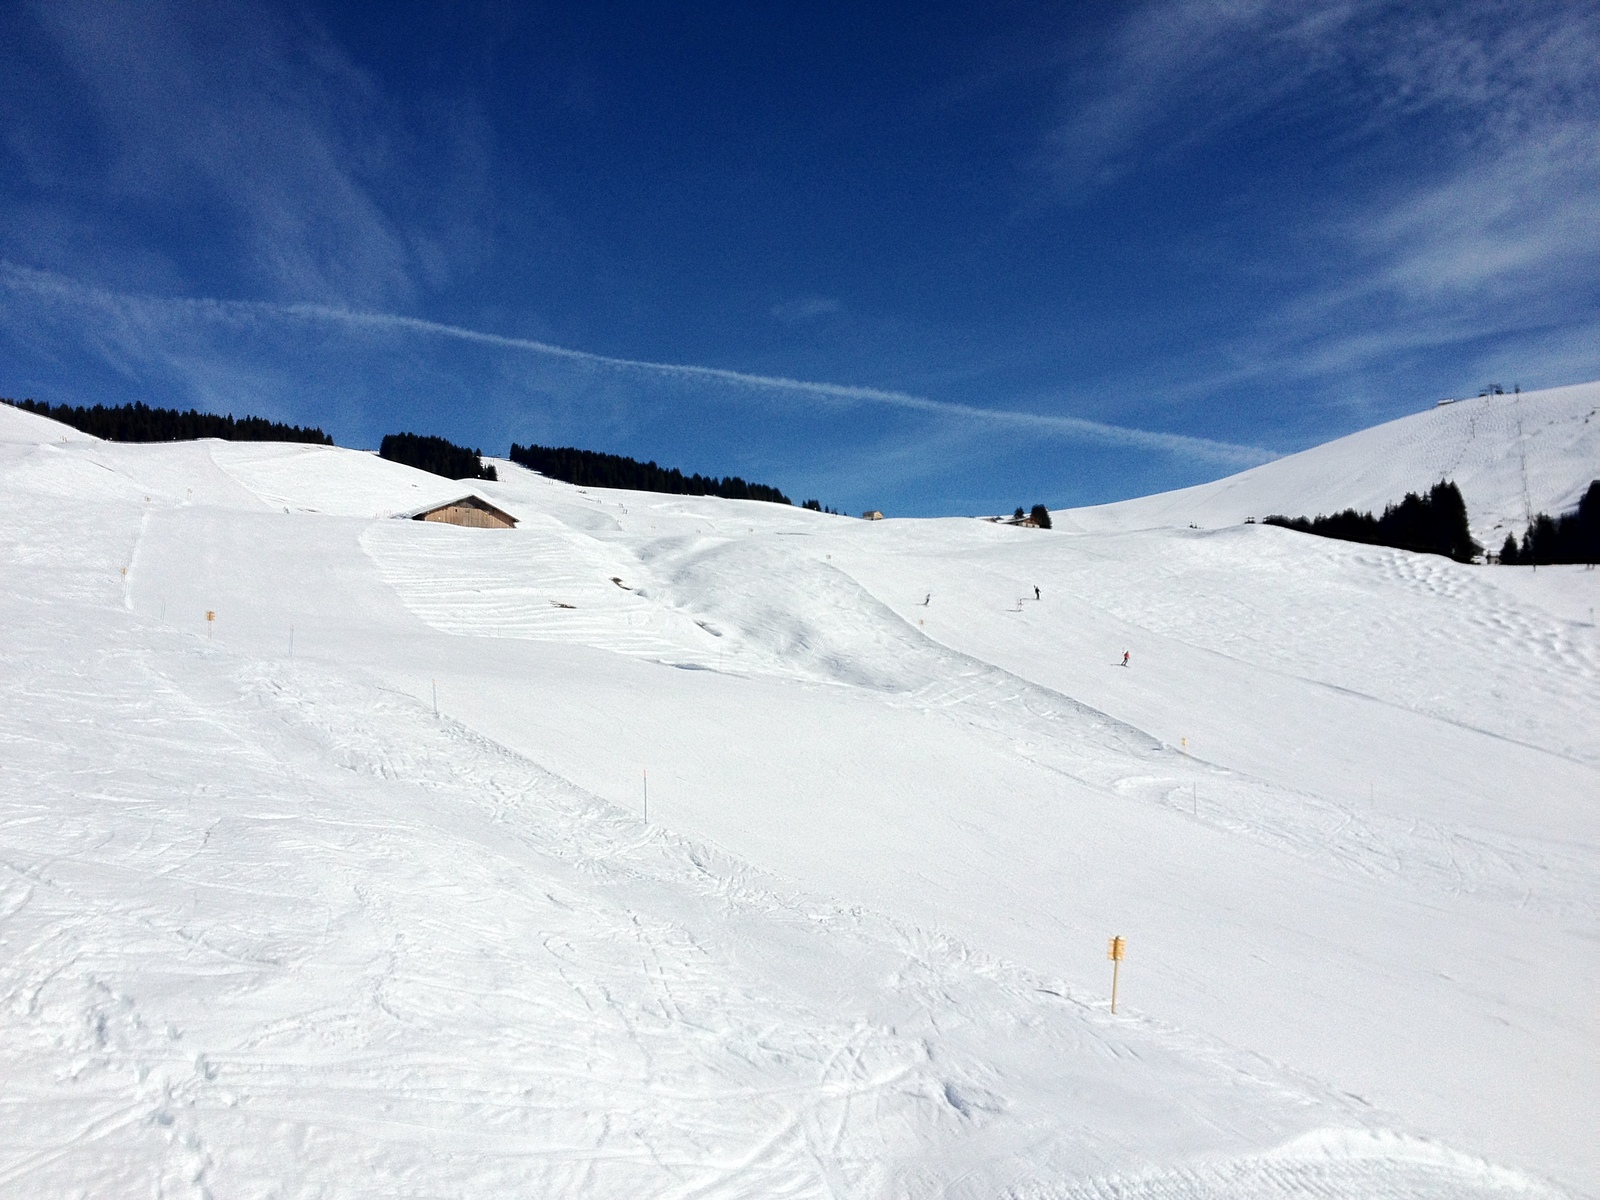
[0,400,100,445]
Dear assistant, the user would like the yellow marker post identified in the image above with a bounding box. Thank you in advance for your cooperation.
[206,610,215,639]
[1107,935,1126,1013]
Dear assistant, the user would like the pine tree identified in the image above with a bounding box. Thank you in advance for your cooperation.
[1503,481,1599,565]
[1576,481,1600,564]
[1030,504,1053,530]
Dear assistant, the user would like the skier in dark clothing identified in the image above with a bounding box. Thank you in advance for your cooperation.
[1034,586,1040,600]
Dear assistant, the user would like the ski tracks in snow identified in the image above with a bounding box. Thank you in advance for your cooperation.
[1012,1129,1560,1200]
[3,594,1556,1196]
[362,503,1592,942]
[0,594,1006,1194]
[361,516,718,661]
[1,433,1586,1197]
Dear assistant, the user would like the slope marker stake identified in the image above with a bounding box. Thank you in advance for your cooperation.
[1108,935,1126,1013]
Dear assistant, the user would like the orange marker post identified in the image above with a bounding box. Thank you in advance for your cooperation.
[206,610,215,639]
[1107,935,1126,1013]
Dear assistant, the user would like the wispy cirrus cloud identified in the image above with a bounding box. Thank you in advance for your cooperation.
[1046,0,1600,395]
[5,0,493,309]
[770,296,843,325]
[1046,0,1347,189]
[1050,0,1598,192]
[0,262,1274,467]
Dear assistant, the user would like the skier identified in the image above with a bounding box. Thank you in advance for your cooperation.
[1034,585,1040,600]
[923,593,931,606]
[1122,650,1130,667]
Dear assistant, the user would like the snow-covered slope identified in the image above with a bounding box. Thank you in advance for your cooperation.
[1,402,1595,1198]
[1064,380,1600,547]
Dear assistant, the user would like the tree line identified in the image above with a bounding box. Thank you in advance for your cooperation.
[2,398,809,503]
[379,432,497,481]
[509,442,791,505]
[1264,481,1481,562]
[1264,478,1600,566]
[7,396,1592,556]
[1,397,332,445]
[1498,482,1600,565]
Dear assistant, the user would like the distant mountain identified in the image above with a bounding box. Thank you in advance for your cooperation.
[1064,381,1600,546]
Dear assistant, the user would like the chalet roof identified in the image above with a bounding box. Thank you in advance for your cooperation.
[397,494,519,525]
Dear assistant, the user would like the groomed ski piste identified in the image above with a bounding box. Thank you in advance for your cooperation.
[1,382,1595,1198]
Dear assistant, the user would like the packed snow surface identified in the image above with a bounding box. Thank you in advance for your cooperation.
[1,386,1595,1198]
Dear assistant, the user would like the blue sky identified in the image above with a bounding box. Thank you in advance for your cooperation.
[2,0,1597,515]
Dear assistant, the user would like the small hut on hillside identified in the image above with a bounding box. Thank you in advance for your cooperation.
[404,495,518,529]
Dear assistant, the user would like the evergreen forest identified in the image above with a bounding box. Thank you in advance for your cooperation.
[379,432,497,481]
[509,442,790,505]
[2,397,333,445]
[1263,480,1481,562]
[1498,481,1600,565]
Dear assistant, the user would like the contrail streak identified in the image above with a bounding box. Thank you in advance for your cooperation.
[2,263,1275,466]
[278,303,1273,464]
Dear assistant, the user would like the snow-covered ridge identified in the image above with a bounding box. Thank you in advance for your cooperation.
[1065,380,1600,545]
[1,397,1594,1197]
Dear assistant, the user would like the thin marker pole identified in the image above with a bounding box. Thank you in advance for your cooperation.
[289,625,294,658]
[432,680,438,717]
[1107,936,1126,1014]
[643,769,648,825]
